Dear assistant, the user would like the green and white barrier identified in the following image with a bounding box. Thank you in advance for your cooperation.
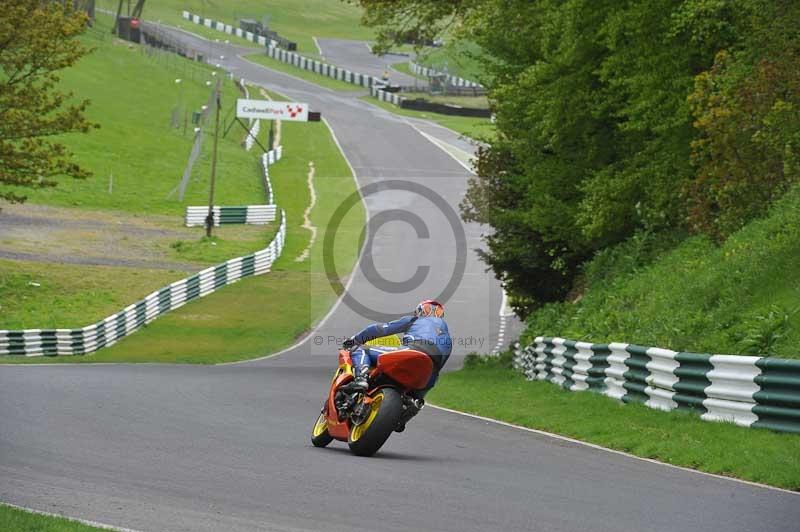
[370,85,405,106]
[183,11,270,47]
[265,45,375,88]
[184,144,281,225]
[262,147,281,204]
[0,213,286,357]
[514,337,800,434]
[185,205,277,226]
[409,62,482,88]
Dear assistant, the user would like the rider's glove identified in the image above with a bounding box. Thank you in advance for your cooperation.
[342,337,356,349]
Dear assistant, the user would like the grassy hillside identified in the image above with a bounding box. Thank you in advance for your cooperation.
[17,22,264,214]
[417,40,485,83]
[520,184,800,359]
[97,0,373,55]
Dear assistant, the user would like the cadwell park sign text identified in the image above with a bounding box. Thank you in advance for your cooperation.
[236,99,309,122]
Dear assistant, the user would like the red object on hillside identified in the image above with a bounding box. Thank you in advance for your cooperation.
[130,18,140,29]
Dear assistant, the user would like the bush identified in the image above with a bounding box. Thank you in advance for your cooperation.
[523,183,800,358]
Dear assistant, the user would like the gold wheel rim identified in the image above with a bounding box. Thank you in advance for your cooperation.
[312,413,328,437]
[350,392,384,442]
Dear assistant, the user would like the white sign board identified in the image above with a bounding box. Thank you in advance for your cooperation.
[236,99,309,122]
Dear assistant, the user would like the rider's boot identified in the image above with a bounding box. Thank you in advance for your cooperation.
[351,364,370,392]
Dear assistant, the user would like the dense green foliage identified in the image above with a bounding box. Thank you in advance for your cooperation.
[356,0,800,318]
[523,183,800,358]
[0,1,96,202]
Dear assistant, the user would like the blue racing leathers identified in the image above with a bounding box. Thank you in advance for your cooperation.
[349,315,452,397]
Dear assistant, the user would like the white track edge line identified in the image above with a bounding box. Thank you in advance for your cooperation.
[404,120,475,175]
[427,404,799,495]
[0,502,144,532]
[217,115,367,365]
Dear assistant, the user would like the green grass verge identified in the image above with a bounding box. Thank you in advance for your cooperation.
[360,96,495,141]
[0,504,109,531]
[523,183,800,359]
[428,359,800,490]
[401,91,489,109]
[0,88,365,364]
[167,225,276,265]
[0,260,181,330]
[243,53,364,92]
[97,0,373,55]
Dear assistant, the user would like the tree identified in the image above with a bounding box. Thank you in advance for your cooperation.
[0,1,96,203]
[353,0,793,317]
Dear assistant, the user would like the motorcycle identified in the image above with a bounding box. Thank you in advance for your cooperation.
[311,345,433,456]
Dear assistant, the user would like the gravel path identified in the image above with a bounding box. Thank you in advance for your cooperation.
[0,250,199,272]
[0,204,204,271]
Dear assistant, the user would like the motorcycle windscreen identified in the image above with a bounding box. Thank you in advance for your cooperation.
[376,350,433,390]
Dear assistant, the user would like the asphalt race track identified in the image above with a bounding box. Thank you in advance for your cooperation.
[314,38,418,86]
[1,28,798,532]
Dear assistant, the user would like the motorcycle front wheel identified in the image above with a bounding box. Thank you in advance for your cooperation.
[311,410,333,448]
[348,387,402,457]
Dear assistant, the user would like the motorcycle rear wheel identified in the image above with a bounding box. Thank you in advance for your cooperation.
[311,411,333,448]
[348,387,402,457]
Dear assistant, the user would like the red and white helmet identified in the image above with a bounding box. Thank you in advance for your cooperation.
[415,299,444,318]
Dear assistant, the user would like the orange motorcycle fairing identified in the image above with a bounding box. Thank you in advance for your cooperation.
[374,349,433,390]
[325,349,356,441]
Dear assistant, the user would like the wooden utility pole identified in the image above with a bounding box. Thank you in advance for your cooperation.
[206,78,222,238]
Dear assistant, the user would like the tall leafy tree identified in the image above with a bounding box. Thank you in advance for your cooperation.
[0,0,96,203]
[354,0,791,317]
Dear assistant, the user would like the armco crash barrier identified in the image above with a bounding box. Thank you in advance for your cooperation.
[182,11,296,49]
[184,145,282,226]
[514,337,800,434]
[0,213,285,357]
